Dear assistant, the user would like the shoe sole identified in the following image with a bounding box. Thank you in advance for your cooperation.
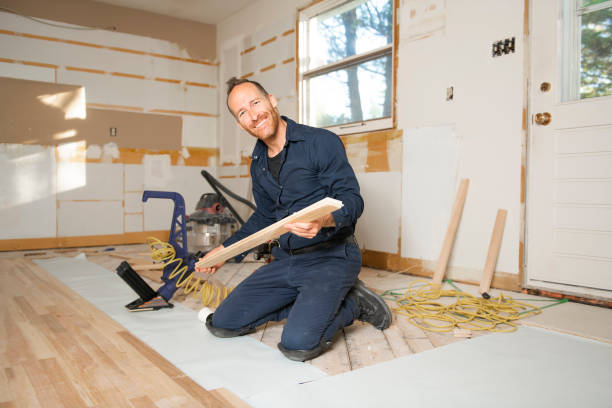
[355,280,392,330]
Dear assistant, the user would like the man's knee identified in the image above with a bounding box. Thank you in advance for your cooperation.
[280,327,322,351]
[277,339,332,362]
[205,313,255,338]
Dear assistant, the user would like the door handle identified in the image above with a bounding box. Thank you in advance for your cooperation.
[534,112,552,126]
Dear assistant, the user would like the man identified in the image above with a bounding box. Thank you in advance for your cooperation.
[196,77,391,361]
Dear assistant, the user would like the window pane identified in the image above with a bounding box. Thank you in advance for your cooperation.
[308,0,392,70]
[581,0,610,8]
[307,54,392,127]
[580,6,612,99]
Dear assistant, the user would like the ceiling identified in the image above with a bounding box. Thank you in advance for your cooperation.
[92,0,254,25]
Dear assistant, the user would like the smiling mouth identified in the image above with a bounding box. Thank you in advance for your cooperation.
[254,117,268,129]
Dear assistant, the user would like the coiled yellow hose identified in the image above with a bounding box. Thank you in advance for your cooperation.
[389,280,542,333]
[146,237,233,308]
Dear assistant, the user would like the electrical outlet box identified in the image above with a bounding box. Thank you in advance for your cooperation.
[492,37,515,57]
[110,127,117,137]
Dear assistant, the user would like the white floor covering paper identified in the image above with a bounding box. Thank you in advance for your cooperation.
[247,325,612,408]
[34,256,327,400]
[35,256,612,407]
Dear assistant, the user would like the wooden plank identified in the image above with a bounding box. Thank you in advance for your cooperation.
[382,319,414,358]
[131,263,164,271]
[116,331,184,379]
[22,360,64,407]
[391,311,435,354]
[0,258,225,407]
[479,209,508,297]
[39,358,88,408]
[432,179,469,285]
[209,387,252,408]
[135,269,163,283]
[3,365,41,408]
[195,197,343,268]
[259,321,284,349]
[128,396,158,408]
[172,376,226,408]
[343,322,395,370]
[309,331,352,376]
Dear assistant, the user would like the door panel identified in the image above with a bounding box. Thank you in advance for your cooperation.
[528,0,612,298]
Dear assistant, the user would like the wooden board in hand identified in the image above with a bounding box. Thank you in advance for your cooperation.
[195,197,343,268]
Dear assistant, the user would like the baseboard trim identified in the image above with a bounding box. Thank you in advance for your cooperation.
[0,231,169,251]
[361,249,521,292]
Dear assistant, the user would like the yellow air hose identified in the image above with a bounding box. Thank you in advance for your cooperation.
[388,280,544,333]
[146,237,234,308]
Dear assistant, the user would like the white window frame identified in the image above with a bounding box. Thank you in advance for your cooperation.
[298,0,395,135]
[560,0,612,101]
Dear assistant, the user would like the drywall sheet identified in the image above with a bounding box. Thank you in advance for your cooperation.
[182,116,217,148]
[57,200,123,236]
[183,84,217,114]
[124,213,143,232]
[124,191,144,213]
[247,326,612,408]
[57,162,123,200]
[165,165,216,215]
[401,126,458,260]
[143,154,172,188]
[141,164,218,231]
[355,172,401,253]
[0,61,55,83]
[0,77,182,149]
[143,197,174,231]
[400,0,446,42]
[0,11,216,71]
[34,256,327,400]
[219,40,242,164]
[0,144,56,239]
[125,164,144,192]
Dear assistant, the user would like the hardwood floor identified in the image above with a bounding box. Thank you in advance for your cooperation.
[0,256,232,407]
[2,244,610,407]
[0,244,486,406]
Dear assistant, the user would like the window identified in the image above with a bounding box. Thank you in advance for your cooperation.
[562,0,612,101]
[298,0,395,135]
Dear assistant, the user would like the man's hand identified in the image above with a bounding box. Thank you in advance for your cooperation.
[195,245,225,274]
[284,214,335,239]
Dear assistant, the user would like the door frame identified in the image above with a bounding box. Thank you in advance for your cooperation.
[523,0,612,302]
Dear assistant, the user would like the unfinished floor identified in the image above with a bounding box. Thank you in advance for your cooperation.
[1,244,611,407]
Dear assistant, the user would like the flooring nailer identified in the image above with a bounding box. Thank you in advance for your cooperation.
[116,170,271,312]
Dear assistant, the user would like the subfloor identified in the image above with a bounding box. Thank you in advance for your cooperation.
[1,244,611,406]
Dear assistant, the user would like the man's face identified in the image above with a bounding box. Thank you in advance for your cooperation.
[228,83,280,142]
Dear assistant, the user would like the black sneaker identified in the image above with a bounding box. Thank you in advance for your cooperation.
[347,279,392,330]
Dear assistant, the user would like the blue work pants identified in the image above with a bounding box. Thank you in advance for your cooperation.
[211,241,362,351]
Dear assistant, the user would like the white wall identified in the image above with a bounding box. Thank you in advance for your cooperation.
[397,0,524,277]
[0,11,218,240]
[2,1,527,282]
[217,0,526,280]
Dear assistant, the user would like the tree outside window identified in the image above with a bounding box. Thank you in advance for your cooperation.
[299,0,394,134]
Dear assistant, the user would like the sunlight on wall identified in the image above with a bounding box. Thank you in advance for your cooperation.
[37,87,87,120]
[0,144,56,209]
[56,141,87,194]
[53,129,77,141]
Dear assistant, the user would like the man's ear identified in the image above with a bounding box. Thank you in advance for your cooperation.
[268,94,278,108]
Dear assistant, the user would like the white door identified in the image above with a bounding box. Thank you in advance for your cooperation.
[527,0,612,300]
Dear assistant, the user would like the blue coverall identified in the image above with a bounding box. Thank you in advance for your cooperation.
[212,116,364,352]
